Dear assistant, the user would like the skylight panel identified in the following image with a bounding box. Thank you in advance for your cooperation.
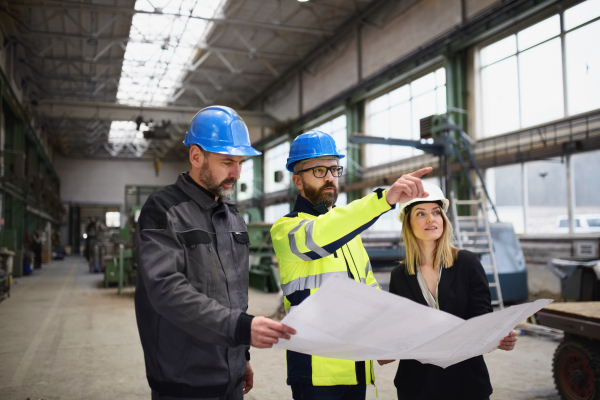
[110,0,224,154]
[108,121,147,144]
[115,0,224,107]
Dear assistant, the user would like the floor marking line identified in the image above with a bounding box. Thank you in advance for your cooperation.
[10,260,79,387]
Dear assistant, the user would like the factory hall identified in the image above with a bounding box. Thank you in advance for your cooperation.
[0,0,599,399]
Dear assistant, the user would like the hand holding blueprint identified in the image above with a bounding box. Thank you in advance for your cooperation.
[274,276,551,368]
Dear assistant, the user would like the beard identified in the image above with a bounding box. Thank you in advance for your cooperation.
[303,179,339,208]
[198,160,236,199]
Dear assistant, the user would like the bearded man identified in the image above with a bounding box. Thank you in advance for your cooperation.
[270,130,432,400]
[135,106,295,400]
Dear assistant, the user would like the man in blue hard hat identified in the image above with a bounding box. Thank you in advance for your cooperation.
[271,130,432,399]
[135,106,296,400]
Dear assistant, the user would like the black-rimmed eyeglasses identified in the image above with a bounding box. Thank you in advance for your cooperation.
[296,166,343,178]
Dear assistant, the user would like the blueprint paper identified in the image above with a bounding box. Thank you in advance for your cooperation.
[274,276,551,368]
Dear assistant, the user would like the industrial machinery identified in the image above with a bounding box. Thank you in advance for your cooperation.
[104,246,136,291]
[247,222,280,293]
[0,247,15,301]
[546,259,600,301]
[537,302,600,400]
[350,113,529,305]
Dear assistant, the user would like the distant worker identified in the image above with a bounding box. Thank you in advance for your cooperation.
[378,181,518,400]
[135,106,295,400]
[271,130,433,400]
[31,229,42,269]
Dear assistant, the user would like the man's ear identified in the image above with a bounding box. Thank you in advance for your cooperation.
[292,174,303,191]
[189,145,205,169]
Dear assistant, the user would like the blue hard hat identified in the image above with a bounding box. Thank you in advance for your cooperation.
[285,130,345,172]
[183,106,261,157]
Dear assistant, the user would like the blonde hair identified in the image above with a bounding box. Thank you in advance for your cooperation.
[401,205,458,275]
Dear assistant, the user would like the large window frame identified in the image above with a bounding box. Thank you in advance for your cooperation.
[308,114,348,171]
[236,158,255,201]
[263,141,291,194]
[475,0,600,139]
[485,148,600,235]
[364,66,447,167]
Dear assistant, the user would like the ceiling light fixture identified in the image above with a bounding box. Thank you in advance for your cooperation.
[297,0,309,2]
[246,52,256,60]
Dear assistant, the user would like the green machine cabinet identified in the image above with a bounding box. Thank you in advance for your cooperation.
[104,248,136,288]
[247,223,280,293]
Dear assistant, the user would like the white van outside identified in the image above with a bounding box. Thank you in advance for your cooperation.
[557,214,600,233]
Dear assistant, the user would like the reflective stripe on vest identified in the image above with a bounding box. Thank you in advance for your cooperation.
[288,220,311,261]
[281,270,348,296]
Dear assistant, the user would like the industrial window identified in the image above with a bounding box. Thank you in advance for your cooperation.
[365,67,446,167]
[485,149,600,234]
[485,164,525,234]
[264,141,290,193]
[105,212,121,228]
[264,203,290,223]
[479,0,600,137]
[335,192,347,207]
[573,150,600,230]
[310,114,348,170]
[236,159,254,201]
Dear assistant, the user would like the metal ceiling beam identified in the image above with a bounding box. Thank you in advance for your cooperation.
[300,2,356,13]
[37,100,280,127]
[15,46,275,79]
[21,61,271,92]
[7,0,333,35]
[11,23,302,61]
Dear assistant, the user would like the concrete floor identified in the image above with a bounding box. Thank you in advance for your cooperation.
[0,256,560,400]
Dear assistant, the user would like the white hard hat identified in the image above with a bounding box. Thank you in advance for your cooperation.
[397,181,449,222]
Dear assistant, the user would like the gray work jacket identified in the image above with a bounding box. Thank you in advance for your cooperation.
[134,172,252,399]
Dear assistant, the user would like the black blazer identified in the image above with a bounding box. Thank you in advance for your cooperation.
[389,250,493,400]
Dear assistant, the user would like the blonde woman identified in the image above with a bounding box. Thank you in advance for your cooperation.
[379,182,518,400]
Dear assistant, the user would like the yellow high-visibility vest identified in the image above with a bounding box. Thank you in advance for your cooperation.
[271,189,393,387]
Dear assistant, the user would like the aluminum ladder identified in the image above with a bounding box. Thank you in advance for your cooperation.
[450,191,504,309]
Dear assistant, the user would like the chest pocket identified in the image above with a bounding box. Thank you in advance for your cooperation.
[177,230,211,247]
[231,231,250,245]
[176,229,215,294]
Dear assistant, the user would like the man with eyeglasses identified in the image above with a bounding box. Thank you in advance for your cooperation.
[271,130,432,400]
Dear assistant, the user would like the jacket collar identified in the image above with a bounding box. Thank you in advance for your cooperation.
[292,194,330,217]
[176,172,236,210]
[405,269,428,306]
[404,259,457,310]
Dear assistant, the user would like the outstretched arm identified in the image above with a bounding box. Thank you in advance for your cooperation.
[272,167,434,264]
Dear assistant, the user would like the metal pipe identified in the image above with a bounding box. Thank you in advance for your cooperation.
[522,163,529,234]
[566,154,576,234]
[118,243,124,294]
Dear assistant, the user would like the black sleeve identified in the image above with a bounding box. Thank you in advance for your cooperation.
[466,252,494,319]
[234,313,255,346]
[389,267,399,296]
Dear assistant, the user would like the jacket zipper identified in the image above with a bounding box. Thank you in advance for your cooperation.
[345,244,362,281]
